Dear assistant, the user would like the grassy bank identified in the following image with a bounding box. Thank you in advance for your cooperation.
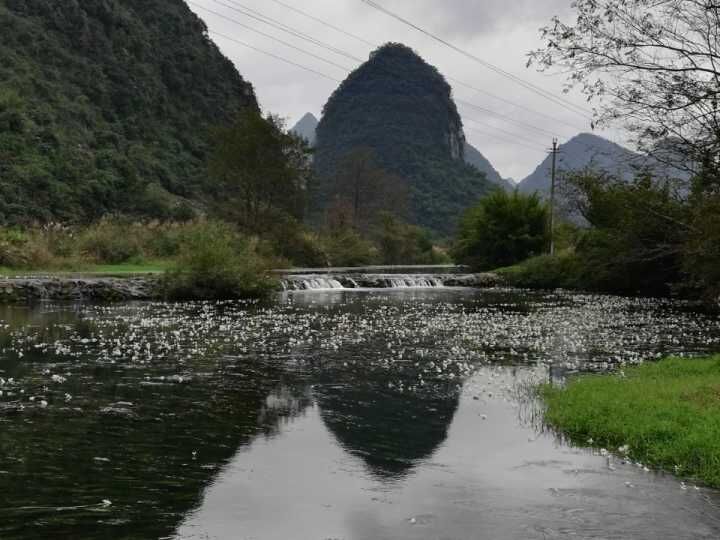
[541,356,720,487]
[0,262,170,277]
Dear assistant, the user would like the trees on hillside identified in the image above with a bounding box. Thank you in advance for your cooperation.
[452,190,548,270]
[325,148,408,232]
[208,110,311,232]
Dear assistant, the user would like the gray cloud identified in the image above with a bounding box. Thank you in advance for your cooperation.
[380,0,575,39]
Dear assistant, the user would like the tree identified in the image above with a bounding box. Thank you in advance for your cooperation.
[208,110,311,231]
[327,148,408,232]
[528,0,720,170]
[373,212,445,265]
[529,2,720,301]
[452,190,548,270]
[565,171,688,295]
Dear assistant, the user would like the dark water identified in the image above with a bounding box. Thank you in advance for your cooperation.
[1,288,720,539]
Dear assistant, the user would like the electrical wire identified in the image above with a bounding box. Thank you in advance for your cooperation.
[192,1,566,151]
[359,0,592,118]
[210,30,343,82]
[267,0,378,47]
[189,2,352,72]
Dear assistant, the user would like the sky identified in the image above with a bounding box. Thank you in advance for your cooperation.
[186,0,627,181]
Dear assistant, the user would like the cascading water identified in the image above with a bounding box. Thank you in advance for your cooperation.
[282,274,460,291]
[277,266,500,291]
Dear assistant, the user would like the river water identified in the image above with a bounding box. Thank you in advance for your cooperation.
[1,288,720,539]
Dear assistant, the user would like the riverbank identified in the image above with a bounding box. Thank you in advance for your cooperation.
[541,356,720,488]
[0,271,503,302]
[0,276,160,302]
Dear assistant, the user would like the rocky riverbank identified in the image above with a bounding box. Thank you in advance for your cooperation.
[0,277,159,303]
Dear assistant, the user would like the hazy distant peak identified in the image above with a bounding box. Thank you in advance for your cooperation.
[290,113,319,145]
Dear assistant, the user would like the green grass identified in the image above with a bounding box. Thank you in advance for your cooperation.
[541,356,720,487]
[0,261,170,277]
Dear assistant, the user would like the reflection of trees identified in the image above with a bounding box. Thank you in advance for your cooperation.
[316,372,460,481]
[0,353,312,540]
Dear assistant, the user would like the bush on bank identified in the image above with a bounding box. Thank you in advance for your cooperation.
[541,356,720,488]
[160,221,276,300]
[496,252,584,290]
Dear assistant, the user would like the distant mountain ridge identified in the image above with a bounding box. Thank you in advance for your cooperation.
[518,133,685,194]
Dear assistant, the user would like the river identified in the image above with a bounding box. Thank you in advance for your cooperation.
[1,287,720,539]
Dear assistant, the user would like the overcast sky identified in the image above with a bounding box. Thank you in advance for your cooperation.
[187,0,627,180]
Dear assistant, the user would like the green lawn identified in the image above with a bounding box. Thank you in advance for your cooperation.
[541,356,720,487]
[0,261,170,277]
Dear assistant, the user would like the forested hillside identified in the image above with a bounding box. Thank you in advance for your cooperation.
[313,43,492,235]
[0,0,258,224]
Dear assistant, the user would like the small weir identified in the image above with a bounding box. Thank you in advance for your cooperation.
[278,269,500,291]
[280,274,447,291]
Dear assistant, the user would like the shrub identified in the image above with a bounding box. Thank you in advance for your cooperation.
[77,218,145,264]
[373,213,449,265]
[260,214,329,268]
[496,252,584,290]
[0,227,60,269]
[321,227,379,267]
[161,221,276,300]
[452,190,548,270]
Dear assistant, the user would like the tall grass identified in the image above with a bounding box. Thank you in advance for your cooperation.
[0,219,224,270]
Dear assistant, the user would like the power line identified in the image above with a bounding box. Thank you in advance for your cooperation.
[462,115,552,148]
[359,0,592,118]
[266,0,378,48]
[202,0,587,137]
[195,1,558,151]
[446,76,587,132]
[210,30,342,82]
[208,0,587,131]
[189,2,352,72]
[211,0,364,63]
[457,99,562,138]
[464,126,548,153]
[210,33,548,161]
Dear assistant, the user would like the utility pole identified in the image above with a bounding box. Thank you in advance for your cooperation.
[548,138,558,256]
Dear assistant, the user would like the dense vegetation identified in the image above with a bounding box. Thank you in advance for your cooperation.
[0,0,257,223]
[161,222,276,300]
[541,356,720,488]
[452,190,548,270]
[207,109,310,232]
[0,214,449,277]
[314,43,492,235]
[482,0,720,304]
